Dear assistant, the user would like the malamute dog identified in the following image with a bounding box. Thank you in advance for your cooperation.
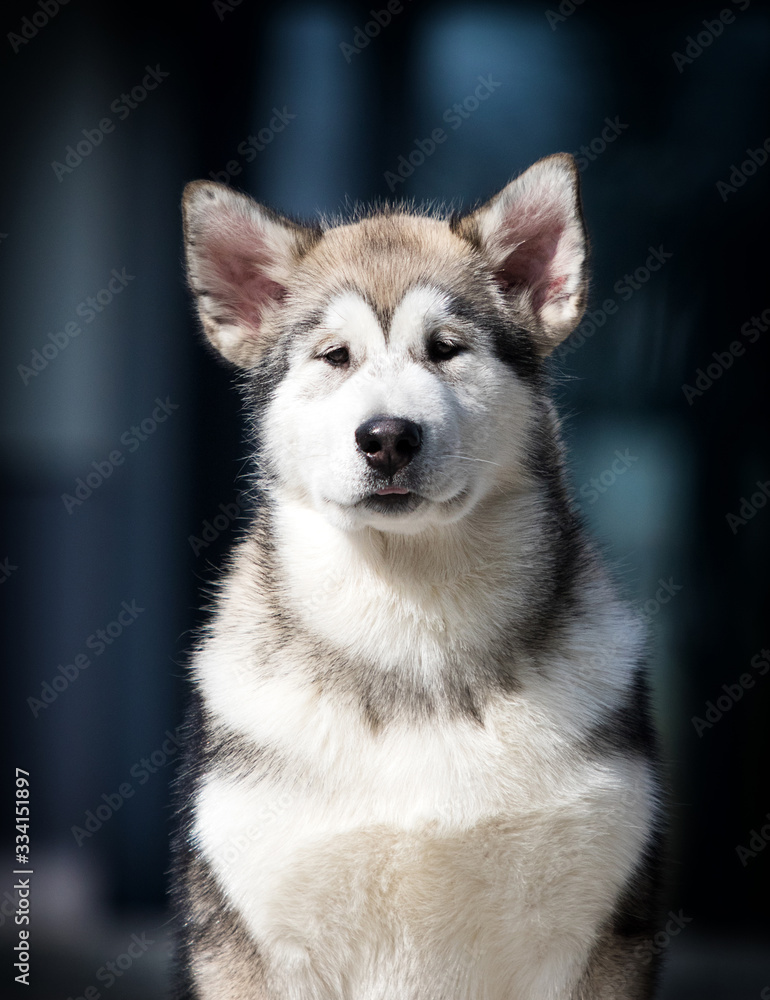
[172,154,664,999]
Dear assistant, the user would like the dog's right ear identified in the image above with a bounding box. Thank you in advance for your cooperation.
[182,181,320,367]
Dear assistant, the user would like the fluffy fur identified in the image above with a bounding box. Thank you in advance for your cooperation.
[171,154,665,999]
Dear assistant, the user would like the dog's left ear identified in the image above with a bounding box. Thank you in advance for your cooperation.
[457,153,587,354]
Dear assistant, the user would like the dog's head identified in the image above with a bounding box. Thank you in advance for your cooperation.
[182,155,587,535]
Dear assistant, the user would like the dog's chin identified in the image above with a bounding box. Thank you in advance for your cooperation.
[356,492,431,534]
[318,486,476,535]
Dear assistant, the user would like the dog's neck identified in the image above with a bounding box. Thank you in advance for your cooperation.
[275,489,524,581]
[254,484,577,666]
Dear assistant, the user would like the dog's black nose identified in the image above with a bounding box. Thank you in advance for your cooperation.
[355,416,422,475]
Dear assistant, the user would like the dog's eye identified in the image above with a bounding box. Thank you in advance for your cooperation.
[428,339,464,362]
[322,346,350,367]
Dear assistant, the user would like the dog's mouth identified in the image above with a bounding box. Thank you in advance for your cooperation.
[360,487,423,514]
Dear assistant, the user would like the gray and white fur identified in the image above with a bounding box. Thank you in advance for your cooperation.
[171,153,665,999]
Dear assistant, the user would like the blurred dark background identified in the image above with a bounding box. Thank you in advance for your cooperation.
[1,0,768,996]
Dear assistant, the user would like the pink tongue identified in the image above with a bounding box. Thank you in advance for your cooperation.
[376,487,410,495]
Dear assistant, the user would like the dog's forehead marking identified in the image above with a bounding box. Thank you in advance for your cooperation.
[389,286,452,349]
[322,291,383,344]
[321,286,452,352]
[301,214,477,320]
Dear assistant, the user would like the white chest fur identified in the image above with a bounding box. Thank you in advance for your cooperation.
[192,509,652,998]
[194,662,654,999]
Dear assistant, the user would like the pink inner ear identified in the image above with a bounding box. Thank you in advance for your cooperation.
[202,214,287,335]
[495,216,565,313]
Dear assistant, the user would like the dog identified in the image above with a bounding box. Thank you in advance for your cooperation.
[171,153,665,999]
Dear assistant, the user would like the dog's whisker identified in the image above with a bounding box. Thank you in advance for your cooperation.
[443,455,502,467]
